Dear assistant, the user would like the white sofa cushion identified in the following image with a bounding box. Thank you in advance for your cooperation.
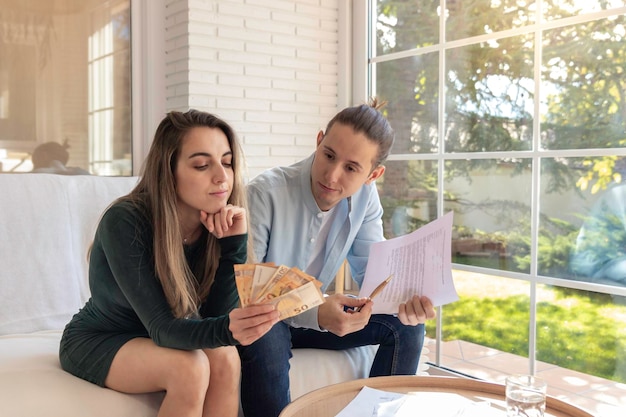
[0,174,139,335]
[0,329,429,416]
[0,330,396,417]
[0,330,163,417]
[289,346,376,400]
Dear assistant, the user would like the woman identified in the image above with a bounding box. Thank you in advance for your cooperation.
[59,110,279,417]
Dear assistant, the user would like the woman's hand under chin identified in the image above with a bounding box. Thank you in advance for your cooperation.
[200,204,247,239]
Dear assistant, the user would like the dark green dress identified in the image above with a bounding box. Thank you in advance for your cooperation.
[59,200,245,386]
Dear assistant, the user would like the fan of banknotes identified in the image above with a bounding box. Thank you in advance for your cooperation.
[234,263,326,320]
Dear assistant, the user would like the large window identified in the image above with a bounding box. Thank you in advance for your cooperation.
[0,0,131,175]
[368,0,626,412]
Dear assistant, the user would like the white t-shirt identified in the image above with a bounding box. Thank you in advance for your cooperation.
[306,206,338,279]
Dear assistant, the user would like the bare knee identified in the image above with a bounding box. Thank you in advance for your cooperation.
[204,346,240,386]
[169,349,211,401]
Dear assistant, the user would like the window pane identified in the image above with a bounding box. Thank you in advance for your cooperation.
[545,156,626,287]
[446,159,532,273]
[378,160,439,238]
[446,0,536,42]
[375,53,440,155]
[541,15,626,150]
[431,271,532,376]
[0,0,131,176]
[374,0,439,57]
[537,285,626,393]
[371,2,626,414]
[544,0,626,20]
[445,35,534,153]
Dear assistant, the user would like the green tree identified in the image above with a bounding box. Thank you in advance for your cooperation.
[376,0,626,197]
[375,1,626,280]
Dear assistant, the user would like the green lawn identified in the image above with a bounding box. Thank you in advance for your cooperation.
[426,275,626,383]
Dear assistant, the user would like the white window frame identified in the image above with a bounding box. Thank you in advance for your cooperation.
[357,0,626,374]
[130,0,166,175]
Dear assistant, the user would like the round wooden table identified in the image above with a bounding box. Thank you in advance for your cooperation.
[278,375,594,417]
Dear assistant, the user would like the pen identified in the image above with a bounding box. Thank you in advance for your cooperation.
[354,274,393,312]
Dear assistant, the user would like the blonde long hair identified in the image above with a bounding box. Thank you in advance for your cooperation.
[126,110,248,318]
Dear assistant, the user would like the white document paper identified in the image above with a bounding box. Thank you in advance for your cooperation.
[335,386,500,417]
[397,393,499,417]
[334,386,407,417]
[358,211,458,313]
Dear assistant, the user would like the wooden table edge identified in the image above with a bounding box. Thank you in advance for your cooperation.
[279,375,596,417]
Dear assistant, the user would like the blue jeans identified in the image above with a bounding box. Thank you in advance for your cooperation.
[237,315,425,417]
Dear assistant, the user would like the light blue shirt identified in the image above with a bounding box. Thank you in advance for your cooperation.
[247,153,385,329]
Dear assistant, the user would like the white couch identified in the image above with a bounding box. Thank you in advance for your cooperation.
[0,173,429,417]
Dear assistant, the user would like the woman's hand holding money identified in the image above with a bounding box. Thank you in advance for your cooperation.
[228,304,280,346]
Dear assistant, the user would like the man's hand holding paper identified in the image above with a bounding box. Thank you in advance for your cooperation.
[358,211,459,315]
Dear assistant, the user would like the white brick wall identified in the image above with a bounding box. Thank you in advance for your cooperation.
[164,0,341,180]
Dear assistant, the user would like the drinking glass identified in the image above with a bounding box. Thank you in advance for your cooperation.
[505,374,547,417]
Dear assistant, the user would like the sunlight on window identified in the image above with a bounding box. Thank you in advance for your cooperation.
[0,69,7,119]
[0,0,130,175]
[370,1,626,414]
[89,21,115,175]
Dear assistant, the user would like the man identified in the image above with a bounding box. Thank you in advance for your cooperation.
[238,99,436,417]
[31,141,90,175]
